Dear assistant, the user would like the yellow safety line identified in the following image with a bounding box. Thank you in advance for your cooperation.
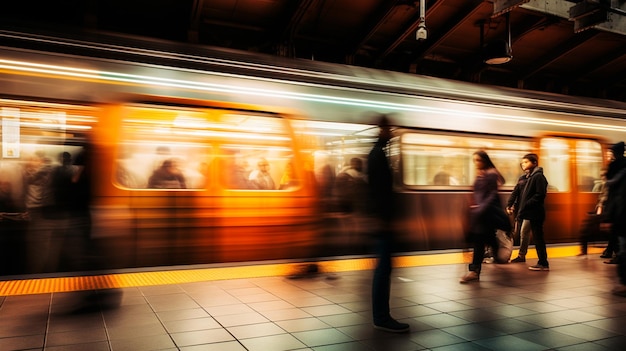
[0,245,600,296]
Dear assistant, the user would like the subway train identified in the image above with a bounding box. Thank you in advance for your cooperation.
[1,29,625,275]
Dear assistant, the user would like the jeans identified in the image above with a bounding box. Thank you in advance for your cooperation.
[518,219,531,257]
[469,229,497,274]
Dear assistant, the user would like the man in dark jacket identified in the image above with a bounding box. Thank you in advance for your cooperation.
[516,153,550,271]
[367,114,409,333]
[604,142,626,296]
[603,142,626,264]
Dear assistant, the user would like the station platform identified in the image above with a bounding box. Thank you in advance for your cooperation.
[1,245,625,351]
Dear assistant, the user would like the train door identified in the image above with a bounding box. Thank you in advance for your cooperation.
[538,136,604,243]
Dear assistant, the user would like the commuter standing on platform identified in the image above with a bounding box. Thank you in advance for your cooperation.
[578,169,607,257]
[515,153,550,271]
[367,114,409,333]
[602,142,626,296]
[460,150,509,283]
[603,142,626,264]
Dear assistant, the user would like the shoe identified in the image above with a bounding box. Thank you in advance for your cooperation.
[483,257,494,264]
[373,318,410,333]
[287,264,320,279]
[510,256,526,263]
[600,252,613,259]
[459,271,479,283]
[604,258,619,264]
[611,285,626,297]
[528,264,549,271]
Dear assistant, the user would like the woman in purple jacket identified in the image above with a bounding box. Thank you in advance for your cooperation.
[460,150,510,283]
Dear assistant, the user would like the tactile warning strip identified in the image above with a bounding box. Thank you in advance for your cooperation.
[0,245,590,296]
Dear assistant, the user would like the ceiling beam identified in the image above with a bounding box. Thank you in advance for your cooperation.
[350,0,413,57]
[521,0,626,35]
[568,44,626,81]
[188,0,206,42]
[279,0,320,42]
[518,29,599,81]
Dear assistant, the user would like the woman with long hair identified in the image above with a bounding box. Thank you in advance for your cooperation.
[460,150,509,283]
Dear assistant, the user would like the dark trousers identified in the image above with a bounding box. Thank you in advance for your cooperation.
[372,231,392,323]
[529,218,549,266]
[580,213,601,255]
[605,225,620,256]
[619,236,626,285]
[469,229,497,273]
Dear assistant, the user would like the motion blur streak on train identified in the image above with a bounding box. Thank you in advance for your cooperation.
[1,30,625,275]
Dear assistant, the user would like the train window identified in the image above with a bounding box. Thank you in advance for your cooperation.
[401,133,532,187]
[115,106,297,191]
[539,138,570,192]
[289,119,376,189]
[216,113,295,191]
[115,106,212,190]
[575,140,603,192]
[0,100,96,207]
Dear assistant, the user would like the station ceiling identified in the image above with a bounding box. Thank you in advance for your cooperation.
[3,0,626,102]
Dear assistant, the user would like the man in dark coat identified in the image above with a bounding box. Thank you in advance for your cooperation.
[604,142,626,296]
[603,142,626,263]
[367,114,409,333]
[516,153,550,271]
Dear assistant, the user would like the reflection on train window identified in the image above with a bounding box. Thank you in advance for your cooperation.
[115,106,213,190]
[575,140,603,192]
[0,100,96,205]
[114,105,296,191]
[289,119,377,187]
[218,114,295,190]
[540,138,570,192]
[401,133,532,187]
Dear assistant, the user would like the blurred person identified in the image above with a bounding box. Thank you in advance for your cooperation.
[148,159,187,189]
[460,150,510,283]
[602,142,626,296]
[22,150,55,273]
[577,169,608,257]
[334,157,367,213]
[367,114,409,333]
[433,164,459,185]
[279,160,299,190]
[603,143,626,263]
[515,153,550,271]
[507,165,530,263]
[227,153,252,189]
[249,158,275,190]
[71,141,122,311]
[0,177,27,275]
[46,151,77,271]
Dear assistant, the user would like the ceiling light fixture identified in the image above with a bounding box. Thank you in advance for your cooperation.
[482,13,513,65]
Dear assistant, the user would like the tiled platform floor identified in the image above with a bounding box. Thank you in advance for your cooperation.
[1,254,626,351]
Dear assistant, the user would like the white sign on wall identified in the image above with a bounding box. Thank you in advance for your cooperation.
[2,107,20,158]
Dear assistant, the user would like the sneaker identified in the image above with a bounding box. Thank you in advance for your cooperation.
[373,318,410,333]
[528,264,549,271]
[611,285,626,297]
[459,271,479,283]
[510,256,526,263]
